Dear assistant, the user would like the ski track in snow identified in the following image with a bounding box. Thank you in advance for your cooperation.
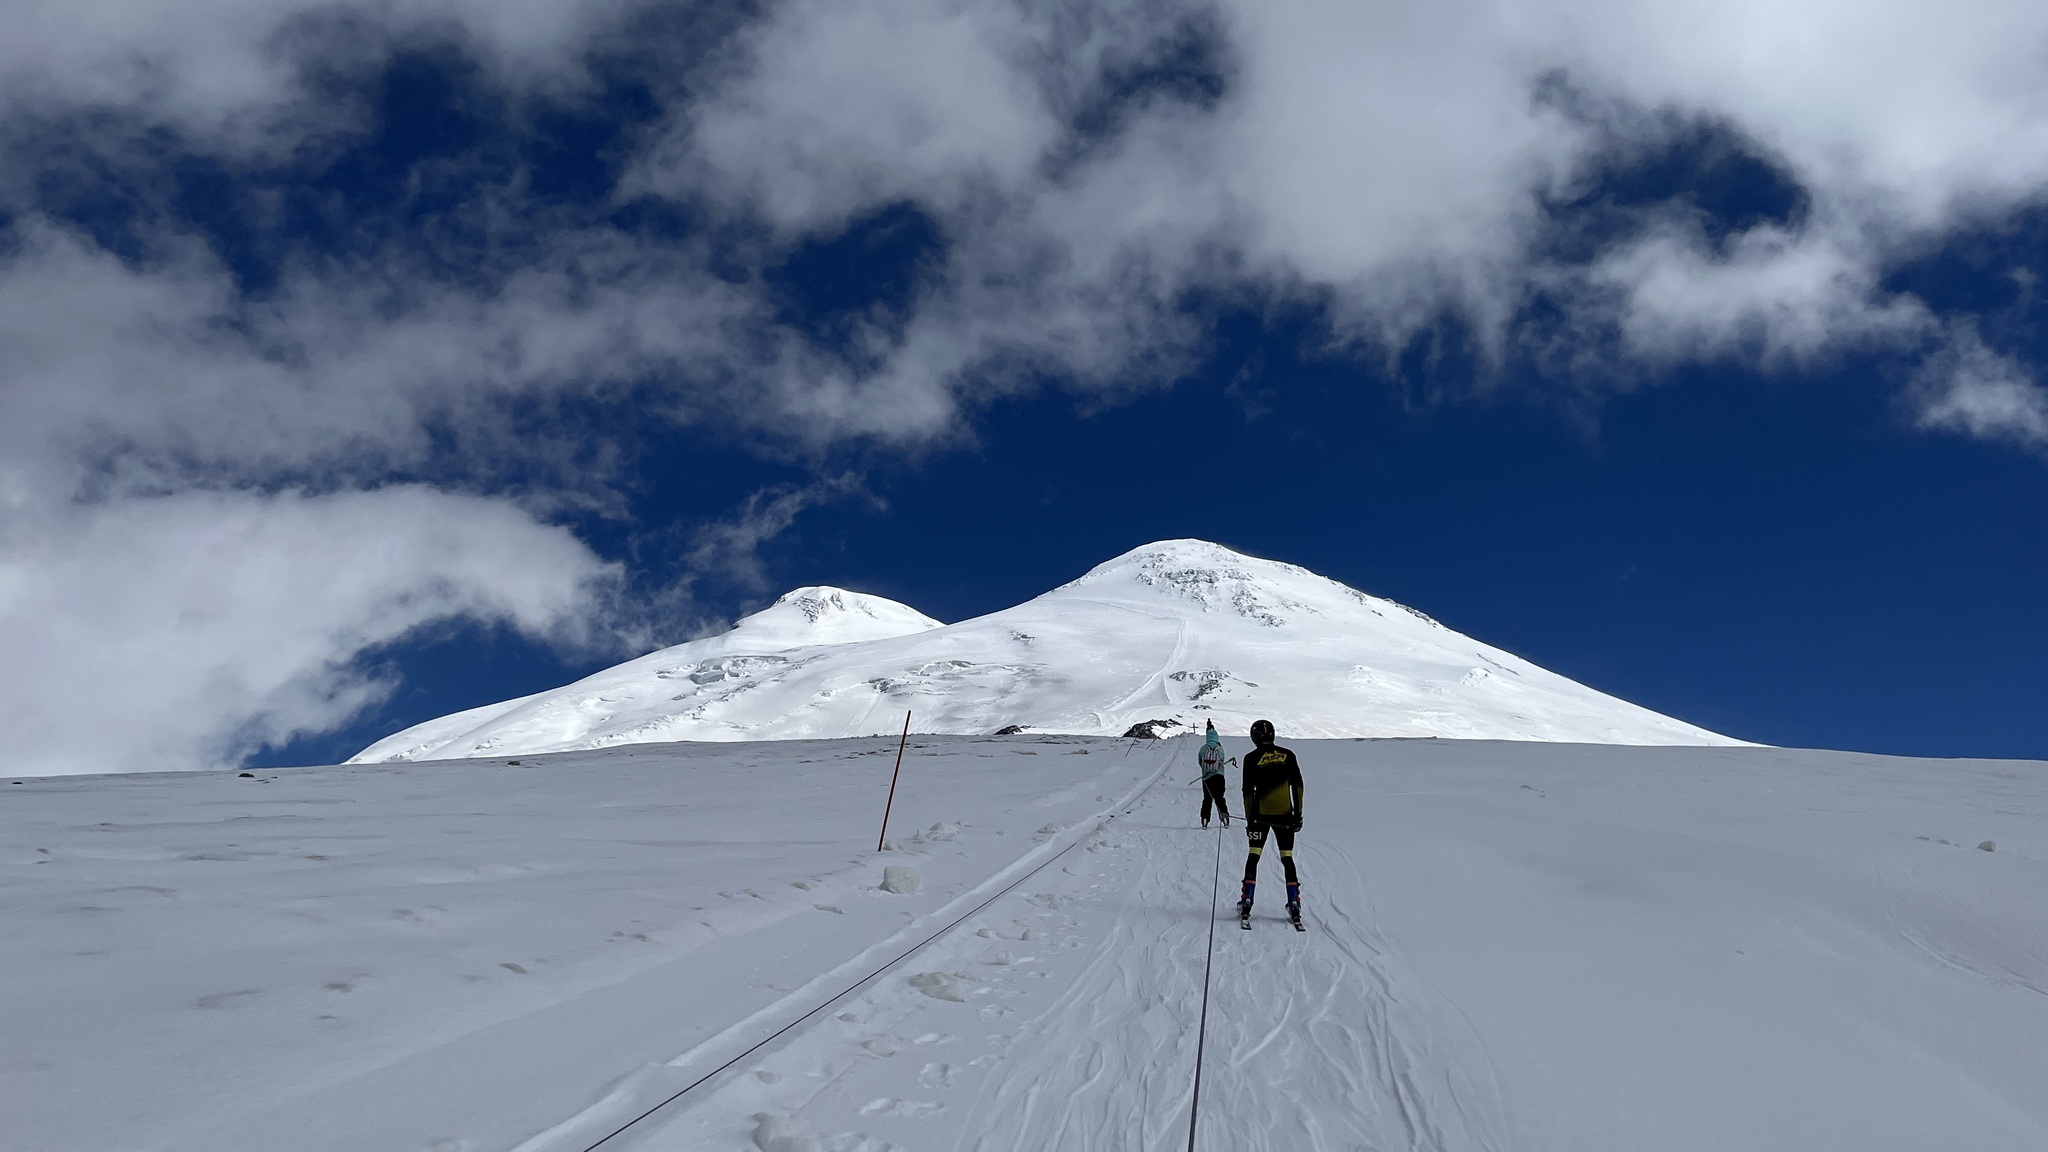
[638,778,1511,1152]
[15,738,2046,1152]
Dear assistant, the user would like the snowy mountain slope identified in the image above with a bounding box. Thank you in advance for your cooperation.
[10,737,2043,1152]
[353,586,943,762]
[353,540,1739,763]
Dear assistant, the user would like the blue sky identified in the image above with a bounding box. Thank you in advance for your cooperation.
[283,304,2048,766]
[2,1,2046,774]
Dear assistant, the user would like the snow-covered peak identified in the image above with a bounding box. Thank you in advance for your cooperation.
[722,586,942,651]
[1054,539,1395,630]
[352,539,1745,762]
[1064,538,1278,587]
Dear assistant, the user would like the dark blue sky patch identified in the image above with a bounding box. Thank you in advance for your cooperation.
[169,153,274,294]
[521,77,661,206]
[7,36,690,299]
[764,202,945,352]
[21,116,178,266]
[1885,204,2048,339]
[1537,91,1810,264]
[247,617,610,769]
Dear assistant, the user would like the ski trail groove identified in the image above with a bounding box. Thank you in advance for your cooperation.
[1185,818,1225,1152]
[958,791,1214,1151]
[953,785,1512,1152]
[564,744,1183,1152]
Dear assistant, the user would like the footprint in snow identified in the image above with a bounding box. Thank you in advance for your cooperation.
[858,1098,945,1118]
[750,1113,820,1152]
[907,972,976,1002]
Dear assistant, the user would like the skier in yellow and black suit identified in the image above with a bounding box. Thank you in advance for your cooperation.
[1237,719,1303,923]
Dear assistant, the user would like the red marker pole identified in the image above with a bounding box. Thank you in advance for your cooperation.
[877,710,911,852]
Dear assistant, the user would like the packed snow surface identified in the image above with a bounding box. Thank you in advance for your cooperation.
[7,737,2043,1151]
[355,540,1736,763]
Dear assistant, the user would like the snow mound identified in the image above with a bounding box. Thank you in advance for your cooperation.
[352,540,1743,761]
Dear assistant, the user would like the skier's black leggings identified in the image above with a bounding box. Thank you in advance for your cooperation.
[1242,822,1298,885]
[1200,775,1229,821]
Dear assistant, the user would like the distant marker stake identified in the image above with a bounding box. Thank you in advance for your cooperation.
[877,711,911,852]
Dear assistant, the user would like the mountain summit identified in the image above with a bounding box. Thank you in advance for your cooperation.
[351,540,1739,761]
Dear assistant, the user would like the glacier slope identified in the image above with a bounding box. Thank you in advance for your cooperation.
[354,540,1736,763]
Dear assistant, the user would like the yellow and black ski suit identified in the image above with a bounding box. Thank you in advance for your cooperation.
[1240,742,1303,887]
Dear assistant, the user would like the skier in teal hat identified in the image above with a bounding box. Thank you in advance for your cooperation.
[1196,720,1233,828]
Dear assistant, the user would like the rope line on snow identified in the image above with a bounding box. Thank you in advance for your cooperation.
[1185,815,1225,1152]
[579,751,1176,1152]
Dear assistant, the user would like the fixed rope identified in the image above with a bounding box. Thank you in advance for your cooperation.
[1185,815,1225,1152]
[579,751,1176,1152]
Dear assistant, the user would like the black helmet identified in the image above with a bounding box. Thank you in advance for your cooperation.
[1250,719,1275,745]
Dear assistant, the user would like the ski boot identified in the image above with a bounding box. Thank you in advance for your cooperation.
[1201,816,1210,829]
[1238,880,1254,929]
[1286,881,1304,932]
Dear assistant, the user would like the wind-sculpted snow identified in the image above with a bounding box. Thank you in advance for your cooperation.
[7,737,2045,1150]
[353,540,1738,763]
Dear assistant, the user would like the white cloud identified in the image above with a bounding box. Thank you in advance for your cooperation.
[0,0,629,139]
[0,487,616,776]
[1580,223,1935,371]
[644,0,2048,398]
[1915,327,2048,446]
[670,0,1058,232]
[11,1,2048,422]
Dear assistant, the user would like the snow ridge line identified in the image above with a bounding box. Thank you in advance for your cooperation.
[557,739,1187,1152]
[1185,818,1225,1152]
